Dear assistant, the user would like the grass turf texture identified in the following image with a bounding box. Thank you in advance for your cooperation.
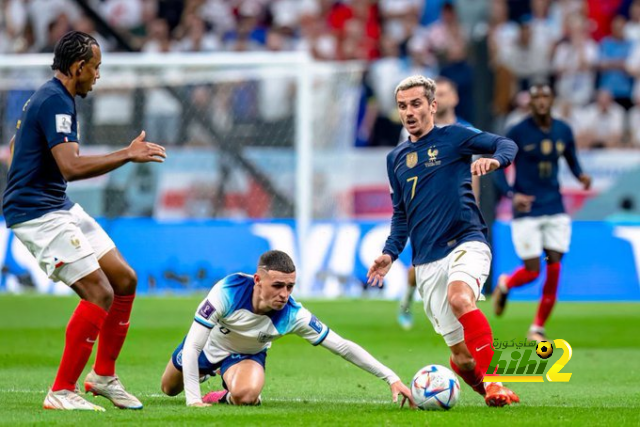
[1,296,639,426]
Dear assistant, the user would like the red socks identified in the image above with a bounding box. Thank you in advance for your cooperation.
[453,309,495,395]
[506,267,539,290]
[534,263,560,328]
[458,309,494,375]
[52,301,108,392]
[94,294,135,376]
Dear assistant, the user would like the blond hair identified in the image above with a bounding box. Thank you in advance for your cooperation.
[395,75,436,103]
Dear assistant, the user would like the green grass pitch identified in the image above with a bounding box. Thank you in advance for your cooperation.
[1,295,639,426]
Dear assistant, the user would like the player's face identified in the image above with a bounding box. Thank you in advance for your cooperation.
[397,86,436,140]
[529,87,553,117]
[255,269,296,311]
[435,82,458,117]
[76,45,101,98]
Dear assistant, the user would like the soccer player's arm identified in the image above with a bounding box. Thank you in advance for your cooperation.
[40,97,164,181]
[459,127,518,169]
[492,127,517,198]
[562,126,590,188]
[292,308,400,385]
[382,152,409,262]
[182,287,225,406]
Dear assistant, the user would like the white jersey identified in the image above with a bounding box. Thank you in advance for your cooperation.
[193,273,329,363]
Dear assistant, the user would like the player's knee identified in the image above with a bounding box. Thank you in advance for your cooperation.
[117,266,137,295]
[526,266,541,276]
[85,279,114,310]
[96,284,114,310]
[447,290,475,316]
[231,388,261,405]
[160,379,181,396]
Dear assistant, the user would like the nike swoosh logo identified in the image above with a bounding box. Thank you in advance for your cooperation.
[524,144,535,151]
[119,321,130,326]
[476,343,490,352]
[86,338,96,343]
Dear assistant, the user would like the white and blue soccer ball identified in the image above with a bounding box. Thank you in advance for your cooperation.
[411,364,460,410]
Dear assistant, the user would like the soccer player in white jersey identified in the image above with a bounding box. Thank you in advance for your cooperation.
[160,250,415,408]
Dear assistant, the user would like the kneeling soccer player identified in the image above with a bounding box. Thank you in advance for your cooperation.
[160,250,415,407]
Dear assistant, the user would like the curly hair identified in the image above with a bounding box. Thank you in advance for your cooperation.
[51,31,99,76]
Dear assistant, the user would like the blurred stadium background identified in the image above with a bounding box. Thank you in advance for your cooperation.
[0,0,639,303]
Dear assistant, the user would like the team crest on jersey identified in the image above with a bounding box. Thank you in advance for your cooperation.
[258,332,275,343]
[198,300,215,319]
[309,315,323,333]
[70,236,81,249]
[541,139,553,155]
[556,140,565,154]
[425,146,441,167]
[406,152,418,168]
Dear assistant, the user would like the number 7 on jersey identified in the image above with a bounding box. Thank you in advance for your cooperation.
[407,176,418,200]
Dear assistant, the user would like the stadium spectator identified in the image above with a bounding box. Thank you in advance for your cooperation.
[160,249,416,408]
[174,13,221,52]
[575,89,626,148]
[623,0,640,41]
[552,15,598,107]
[628,95,640,146]
[498,18,551,93]
[626,36,640,107]
[598,15,634,108]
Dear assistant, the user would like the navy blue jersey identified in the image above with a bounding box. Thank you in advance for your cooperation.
[493,117,583,219]
[3,78,77,227]
[382,125,517,265]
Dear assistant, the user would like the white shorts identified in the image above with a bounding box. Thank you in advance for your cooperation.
[415,241,492,346]
[11,204,116,285]
[511,214,571,260]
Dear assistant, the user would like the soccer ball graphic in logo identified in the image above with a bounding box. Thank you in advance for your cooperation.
[411,365,460,410]
[536,341,554,359]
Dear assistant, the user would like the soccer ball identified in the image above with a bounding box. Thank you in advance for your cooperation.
[411,365,460,410]
[536,341,554,359]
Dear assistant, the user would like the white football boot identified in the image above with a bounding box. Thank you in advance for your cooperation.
[84,370,143,409]
[43,389,106,411]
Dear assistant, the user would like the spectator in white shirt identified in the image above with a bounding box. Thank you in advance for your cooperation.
[575,90,626,149]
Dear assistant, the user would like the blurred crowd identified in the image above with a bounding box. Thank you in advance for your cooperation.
[0,0,639,149]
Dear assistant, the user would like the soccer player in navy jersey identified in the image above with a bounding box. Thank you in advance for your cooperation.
[160,250,415,408]
[398,76,474,330]
[2,31,166,411]
[368,75,520,407]
[492,84,591,342]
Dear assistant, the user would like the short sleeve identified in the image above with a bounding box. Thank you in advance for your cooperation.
[291,307,330,346]
[193,281,228,329]
[38,96,78,149]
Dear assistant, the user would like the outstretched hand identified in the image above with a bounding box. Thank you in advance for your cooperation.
[471,158,500,176]
[390,380,416,409]
[128,130,167,163]
[367,254,393,287]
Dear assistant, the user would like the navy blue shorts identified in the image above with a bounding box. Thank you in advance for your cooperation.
[171,338,267,389]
